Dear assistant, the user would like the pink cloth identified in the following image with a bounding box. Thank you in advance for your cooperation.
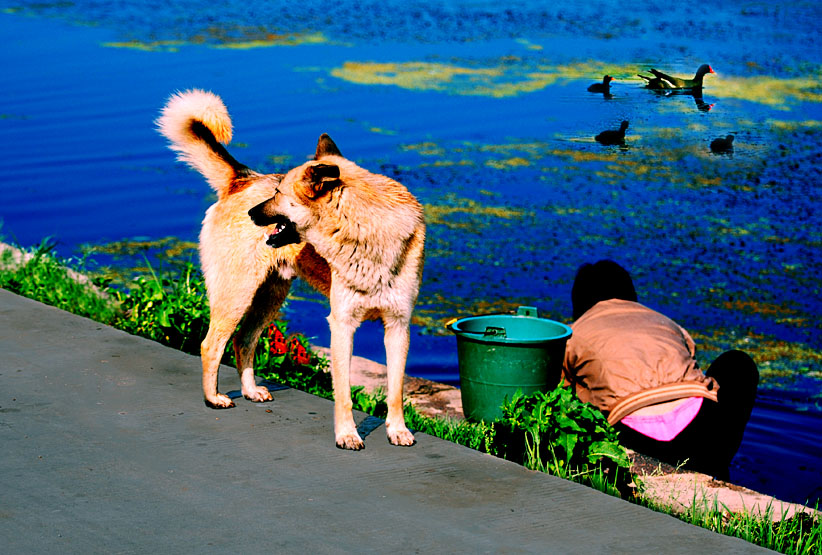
[620,397,703,441]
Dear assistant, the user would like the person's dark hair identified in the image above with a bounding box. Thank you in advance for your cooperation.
[571,260,638,320]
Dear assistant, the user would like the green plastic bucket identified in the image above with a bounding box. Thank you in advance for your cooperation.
[447,306,572,422]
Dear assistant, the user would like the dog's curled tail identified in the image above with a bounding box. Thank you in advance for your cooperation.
[156,89,251,193]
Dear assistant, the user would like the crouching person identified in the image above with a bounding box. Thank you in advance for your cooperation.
[562,260,759,480]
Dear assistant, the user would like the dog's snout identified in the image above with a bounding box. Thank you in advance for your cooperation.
[248,200,272,227]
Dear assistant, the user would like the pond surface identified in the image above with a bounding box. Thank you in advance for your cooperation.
[1,1,820,506]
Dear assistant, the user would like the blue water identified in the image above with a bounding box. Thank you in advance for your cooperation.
[1,1,821,506]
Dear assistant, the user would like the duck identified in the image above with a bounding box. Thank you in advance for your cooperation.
[595,120,629,145]
[710,134,735,153]
[637,73,674,90]
[639,64,715,90]
[587,75,614,93]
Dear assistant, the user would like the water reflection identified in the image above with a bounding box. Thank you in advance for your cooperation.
[645,88,715,112]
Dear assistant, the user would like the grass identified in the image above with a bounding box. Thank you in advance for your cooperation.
[112,259,210,355]
[0,240,819,554]
[0,239,119,324]
[639,491,821,554]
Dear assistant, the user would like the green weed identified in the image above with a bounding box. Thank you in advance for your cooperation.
[113,259,209,355]
[352,386,388,418]
[640,493,821,554]
[493,388,631,485]
[403,403,496,453]
[0,238,118,323]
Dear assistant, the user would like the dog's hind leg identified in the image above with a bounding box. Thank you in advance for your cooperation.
[383,318,416,446]
[201,311,245,409]
[327,311,364,450]
[233,274,291,403]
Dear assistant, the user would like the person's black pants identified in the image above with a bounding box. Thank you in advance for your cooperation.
[613,350,759,480]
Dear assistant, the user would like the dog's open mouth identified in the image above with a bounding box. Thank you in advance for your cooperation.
[248,204,300,248]
[266,216,300,248]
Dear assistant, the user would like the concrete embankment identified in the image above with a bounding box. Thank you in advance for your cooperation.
[0,287,774,553]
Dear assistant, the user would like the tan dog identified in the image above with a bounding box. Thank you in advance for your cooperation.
[249,135,426,450]
[156,90,331,410]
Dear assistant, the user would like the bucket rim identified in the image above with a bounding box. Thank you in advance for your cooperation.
[447,312,572,344]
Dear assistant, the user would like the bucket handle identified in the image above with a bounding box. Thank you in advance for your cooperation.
[517,306,538,318]
[451,325,508,339]
[445,307,538,334]
[482,326,507,338]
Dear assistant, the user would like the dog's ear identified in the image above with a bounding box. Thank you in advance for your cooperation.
[315,133,342,159]
[302,163,341,198]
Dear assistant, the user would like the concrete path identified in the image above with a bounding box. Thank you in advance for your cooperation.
[0,289,769,553]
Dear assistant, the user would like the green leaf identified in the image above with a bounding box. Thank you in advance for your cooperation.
[555,413,586,433]
[557,431,578,462]
[159,309,171,328]
[587,440,631,468]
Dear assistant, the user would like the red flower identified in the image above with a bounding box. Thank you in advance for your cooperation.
[286,334,311,366]
[267,323,287,355]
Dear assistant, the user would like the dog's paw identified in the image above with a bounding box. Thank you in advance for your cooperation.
[243,385,273,403]
[335,431,365,451]
[204,394,235,409]
[387,427,416,447]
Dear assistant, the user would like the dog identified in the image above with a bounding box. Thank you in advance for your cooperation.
[156,90,331,411]
[248,134,426,450]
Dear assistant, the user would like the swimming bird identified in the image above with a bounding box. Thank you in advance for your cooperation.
[640,64,715,90]
[595,120,629,145]
[710,134,735,153]
[637,73,674,90]
[587,75,614,93]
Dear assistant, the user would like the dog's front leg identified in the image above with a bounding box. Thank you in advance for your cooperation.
[327,311,364,450]
[383,319,415,446]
